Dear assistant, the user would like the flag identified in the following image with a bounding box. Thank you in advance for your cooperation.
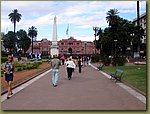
[66,24,69,36]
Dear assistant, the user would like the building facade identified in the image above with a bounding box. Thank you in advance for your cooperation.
[132,12,146,58]
[26,39,51,55]
[58,37,96,55]
[26,37,98,56]
[132,12,146,44]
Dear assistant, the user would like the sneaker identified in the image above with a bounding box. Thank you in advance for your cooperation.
[53,84,57,87]
[7,96,10,99]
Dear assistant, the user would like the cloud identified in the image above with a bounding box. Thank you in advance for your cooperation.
[74,36,95,42]
[1,1,146,41]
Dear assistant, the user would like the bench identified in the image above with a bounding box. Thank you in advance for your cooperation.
[110,69,124,82]
[97,63,104,71]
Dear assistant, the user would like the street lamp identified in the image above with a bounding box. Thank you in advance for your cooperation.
[114,40,117,57]
[137,1,140,58]
[85,43,87,56]
[82,47,84,61]
[38,42,40,53]
[93,26,99,54]
[130,33,134,58]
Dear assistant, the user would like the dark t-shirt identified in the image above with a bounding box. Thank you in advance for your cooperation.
[4,61,14,74]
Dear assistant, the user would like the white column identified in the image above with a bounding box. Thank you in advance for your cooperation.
[50,16,59,58]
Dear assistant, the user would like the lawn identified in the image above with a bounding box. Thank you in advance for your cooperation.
[103,65,146,94]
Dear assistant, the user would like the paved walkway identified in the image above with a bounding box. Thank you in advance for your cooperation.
[1,64,146,110]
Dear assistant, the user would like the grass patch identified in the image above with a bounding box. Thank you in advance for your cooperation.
[103,65,146,94]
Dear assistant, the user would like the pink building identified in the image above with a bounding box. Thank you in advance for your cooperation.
[26,37,98,55]
[58,37,97,55]
[26,39,51,55]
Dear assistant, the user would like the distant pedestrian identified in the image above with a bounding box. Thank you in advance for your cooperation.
[2,55,14,99]
[66,57,76,80]
[50,55,61,87]
[61,55,65,65]
[72,59,76,72]
[78,57,82,73]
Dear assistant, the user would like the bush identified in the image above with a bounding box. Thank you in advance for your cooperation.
[99,55,111,66]
[1,57,7,63]
[17,67,22,71]
[1,70,4,76]
[115,55,127,66]
[15,62,41,72]
[41,55,49,59]
[91,55,100,63]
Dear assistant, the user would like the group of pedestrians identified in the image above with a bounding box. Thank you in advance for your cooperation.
[50,55,86,87]
[2,54,89,99]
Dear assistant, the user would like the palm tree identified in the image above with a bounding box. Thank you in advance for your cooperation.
[106,9,119,27]
[28,26,38,55]
[106,9,119,65]
[8,9,22,53]
[8,9,22,34]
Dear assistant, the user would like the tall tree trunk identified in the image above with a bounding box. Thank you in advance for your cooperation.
[14,21,17,54]
[32,37,33,55]
[14,21,16,34]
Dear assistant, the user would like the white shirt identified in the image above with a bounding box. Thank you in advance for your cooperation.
[66,60,76,68]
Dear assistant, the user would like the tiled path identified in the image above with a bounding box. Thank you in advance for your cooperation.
[1,64,146,110]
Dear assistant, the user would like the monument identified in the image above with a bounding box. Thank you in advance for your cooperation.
[50,16,59,58]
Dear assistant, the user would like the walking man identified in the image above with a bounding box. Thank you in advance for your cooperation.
[50,55,61,87]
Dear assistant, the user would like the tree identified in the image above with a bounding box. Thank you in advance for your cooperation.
[95,28,103,54]
[16,29,31,54]
[28,26,38,54]
[3,31,16,53]
[106,9,119,60]
[100,27,112,55]
[106,9,119,27]
[8,9,22,35]
[132,26,145,54]
[98,15,144,58]
[1,32,5,52]
[8,9,22,53]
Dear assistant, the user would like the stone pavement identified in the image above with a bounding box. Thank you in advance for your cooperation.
[1,64,146,110]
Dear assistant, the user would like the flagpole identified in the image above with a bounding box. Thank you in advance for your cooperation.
[69,24,71,38]
[66,24,69,55]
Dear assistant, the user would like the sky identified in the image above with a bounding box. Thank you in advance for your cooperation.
[1,1,146,41]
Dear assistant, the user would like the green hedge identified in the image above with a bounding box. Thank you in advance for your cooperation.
[91,55,100,63]
[100,55,111,66]
[1,57,7,63]
[15,62,41,72]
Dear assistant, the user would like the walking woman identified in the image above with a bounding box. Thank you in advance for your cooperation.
[66,57,76,80]
[2,55,14,99]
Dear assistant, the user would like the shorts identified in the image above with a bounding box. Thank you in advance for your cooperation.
[5,73,14,82]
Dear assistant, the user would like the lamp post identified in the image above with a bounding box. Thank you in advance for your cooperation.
[114,40,117,57]
[130,33,134,58]
[82,47,84,62]
[85,43,87,56]
[93,26,99,54]
[38,42,40,53]
[137,1,140,58]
